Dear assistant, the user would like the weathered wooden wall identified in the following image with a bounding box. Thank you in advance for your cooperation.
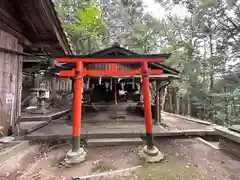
[22,75,73,94]
[56,78,72,92]
[86,63,138,70]
[0,30,23,131]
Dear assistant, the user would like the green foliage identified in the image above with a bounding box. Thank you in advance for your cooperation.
[55,0,107,54]
[153,0,240,125]
[71,4,107,54]
[55,0,240,125]
[199,0,216,8]
[69,4,107,54]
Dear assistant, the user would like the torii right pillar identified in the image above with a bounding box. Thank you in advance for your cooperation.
[141,61,164,162]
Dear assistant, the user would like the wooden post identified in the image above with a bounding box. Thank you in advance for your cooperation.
[132,77,135,89]
[71,78,75,92]
[169,88,173,113]
[86,77,90,90]
[114,78,117,104]
[141,62,153,149]
[72,62,83,152]
[176,94,180,114]
[110,78,113,91]
[187,93,191,116]
[33,73,40,88]
[155,80,161,125]
[50,59,57,108]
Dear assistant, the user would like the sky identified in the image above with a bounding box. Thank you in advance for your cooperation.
[142,0,189,19]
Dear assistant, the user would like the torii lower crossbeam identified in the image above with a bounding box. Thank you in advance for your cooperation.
[56,57,165,163]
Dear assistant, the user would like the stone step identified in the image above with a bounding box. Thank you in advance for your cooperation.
[20,121,49,135]
[86,137,143,147]
[24,129,217,141]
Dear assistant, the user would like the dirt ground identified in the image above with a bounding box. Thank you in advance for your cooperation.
[0,138,240,180]
[161,113,208,130]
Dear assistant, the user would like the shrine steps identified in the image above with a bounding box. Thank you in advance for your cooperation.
[24,132,142,141]
[86,137,143,147]
[21,108,71,122]
[23,119,217,142]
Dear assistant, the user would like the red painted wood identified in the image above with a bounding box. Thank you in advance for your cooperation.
[58,69,163,77]
[83,69,142,76]
[73,62,83,137]
[57,56,167,151]
[141,62,153,134]
[114,78,117,105]
[58,69,75,77]
[109,63,117,71]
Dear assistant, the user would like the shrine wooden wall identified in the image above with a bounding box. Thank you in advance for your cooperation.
[0,30,23,132]
[86,63,138,70]
[56,78,72,92]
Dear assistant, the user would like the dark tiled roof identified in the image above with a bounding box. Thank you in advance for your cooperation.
[60,44,179,75]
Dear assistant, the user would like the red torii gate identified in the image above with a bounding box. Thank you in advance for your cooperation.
[56,55,166,163]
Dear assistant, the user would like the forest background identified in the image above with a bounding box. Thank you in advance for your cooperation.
[54,0,240,125]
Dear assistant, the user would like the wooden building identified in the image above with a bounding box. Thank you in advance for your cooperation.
[61,44,179,99]
[0,0,72,134]
[60,44,180,123]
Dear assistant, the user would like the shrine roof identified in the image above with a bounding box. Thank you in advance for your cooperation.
[61,44,171,59]
[59,44,180,75]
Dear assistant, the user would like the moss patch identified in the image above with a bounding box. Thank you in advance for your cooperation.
[134,163,207,180]
[103,163,208,180]
[91,160,111,173]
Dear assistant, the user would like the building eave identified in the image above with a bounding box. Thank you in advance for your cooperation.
[39,0,73,55]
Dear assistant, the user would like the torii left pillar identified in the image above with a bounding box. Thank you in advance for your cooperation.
[65,62,86,164]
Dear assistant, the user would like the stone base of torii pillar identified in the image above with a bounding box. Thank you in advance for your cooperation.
[64,148,87,164]
[140,145,165,163]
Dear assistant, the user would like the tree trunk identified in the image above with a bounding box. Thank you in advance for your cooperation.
[224,86,228,124]
[187,93,191,116]
[162,86,168,112]
[208,33,214,122]
[176,94,180,114]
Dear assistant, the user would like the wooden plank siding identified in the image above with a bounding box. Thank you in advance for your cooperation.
[22,75,73,94]
[86,63,139,70]
[56,78,72,92]
[87,63,109,70]
[0,30,23,132]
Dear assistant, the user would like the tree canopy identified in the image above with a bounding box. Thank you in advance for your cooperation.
[55,0,240,125]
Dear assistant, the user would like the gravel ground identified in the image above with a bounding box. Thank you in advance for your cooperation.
[0,138,240,180]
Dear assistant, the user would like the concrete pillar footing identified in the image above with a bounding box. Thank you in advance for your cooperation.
[141,145,164,163]
[64,148,87,164]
